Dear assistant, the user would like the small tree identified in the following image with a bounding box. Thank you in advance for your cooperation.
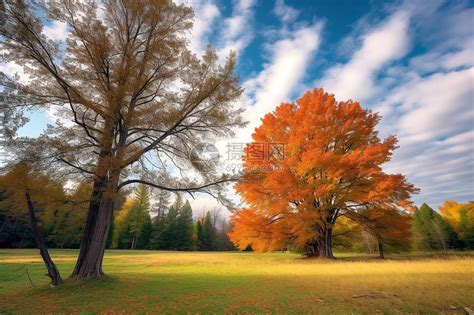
[128,185,152,249]
[149,189,172,249]
[157,195,194,250]
[351,207,412,258]
[0,163,63,285]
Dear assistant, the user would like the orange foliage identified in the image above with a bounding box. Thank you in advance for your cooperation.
[229,88,418,254]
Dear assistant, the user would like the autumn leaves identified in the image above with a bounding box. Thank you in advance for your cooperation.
[229,88,418,258]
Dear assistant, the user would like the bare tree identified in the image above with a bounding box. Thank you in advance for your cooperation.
[0,0,245,278]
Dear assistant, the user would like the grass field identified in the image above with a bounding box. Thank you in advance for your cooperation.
[0,249,473,314]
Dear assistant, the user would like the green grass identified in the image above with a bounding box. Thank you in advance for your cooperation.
[0,249,473,314]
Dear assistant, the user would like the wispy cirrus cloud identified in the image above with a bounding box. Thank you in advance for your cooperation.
[317,1,473,207]
[217,0,257,58]
[320,10,411,103]
[242,21,324,139]
[273,0,300,25]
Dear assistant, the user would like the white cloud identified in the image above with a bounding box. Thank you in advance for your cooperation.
[186,0,221,55]
[273,0,300,24]
[0,62,24,79]
[314,2,473,207]
[217,0,257,58]
[320,11,410,102]
[378,66,474,207]
[43,21,69,42]
[241,22,324,141]
[396,68,473,142]
[370,5,474,207]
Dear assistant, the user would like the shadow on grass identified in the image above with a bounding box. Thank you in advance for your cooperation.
[296,250,474,262]
[2,267,473,314]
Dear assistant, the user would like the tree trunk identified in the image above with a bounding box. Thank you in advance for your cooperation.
[71,120,126,279]
[25,192,62,285]
[316,227,335,258]
[131,235,136,250]
[378,240,385,259]
[71,178,104,277]
[71,196,114,278]
[305,225,335,258]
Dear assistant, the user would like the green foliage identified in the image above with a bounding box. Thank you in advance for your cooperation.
[439,201,474,249]
[0,166,90,249]
[460,208,474,248]
[149,195,194,251]
[111,185,152,249]
[412,203,459,250]
[195,210,234,251]
[197,212,215,251]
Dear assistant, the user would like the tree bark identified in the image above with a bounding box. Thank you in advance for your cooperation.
[71,164,121,279]
[71,178,104,277]
[25,192,62,285]
[316,227,335,258]
[131,235,136,250]
[71,196,114,278]
[378,240,385,259]
[305,226,335,258]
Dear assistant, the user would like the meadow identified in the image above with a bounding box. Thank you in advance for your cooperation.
[0,249,473,314]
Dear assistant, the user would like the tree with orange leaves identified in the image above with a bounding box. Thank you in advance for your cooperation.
[349,206,412,258]
[229,88,418,258]
[439,200,474,248]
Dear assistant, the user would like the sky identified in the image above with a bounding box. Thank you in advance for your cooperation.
[3,0,474,214]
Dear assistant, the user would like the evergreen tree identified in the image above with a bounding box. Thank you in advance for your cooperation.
[148,190,172,249]
[128,185,152,249]
[111,185,152,249]
[197,211,215,250]
[176,200,194,250]
[412,203,458,250]
[158,196,194,250]
[159,195,183,250]
[195,219,203,250]
[196,209,234,251]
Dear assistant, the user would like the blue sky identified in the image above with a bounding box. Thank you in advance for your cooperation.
[183,0,473,211]
[5,0,474,212]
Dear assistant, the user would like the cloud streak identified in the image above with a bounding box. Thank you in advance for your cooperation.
[217,0,257,58]
[242,21,324,140]
[320,11,410,102]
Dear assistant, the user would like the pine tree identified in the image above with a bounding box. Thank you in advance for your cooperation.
[175,200,194,251]
[128,185,152,249]
[158,196,194,250]
[148,190,172,249]
[111,185,152,249]
[412,203,458,250]
[197,211,215,251]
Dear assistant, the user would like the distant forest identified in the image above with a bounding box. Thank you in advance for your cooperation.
[1,178,472,253]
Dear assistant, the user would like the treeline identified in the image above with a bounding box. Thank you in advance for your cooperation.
[0,177,233,251]
[331,201,474,253]
[0,169,472,253]
[110,184,234,251]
